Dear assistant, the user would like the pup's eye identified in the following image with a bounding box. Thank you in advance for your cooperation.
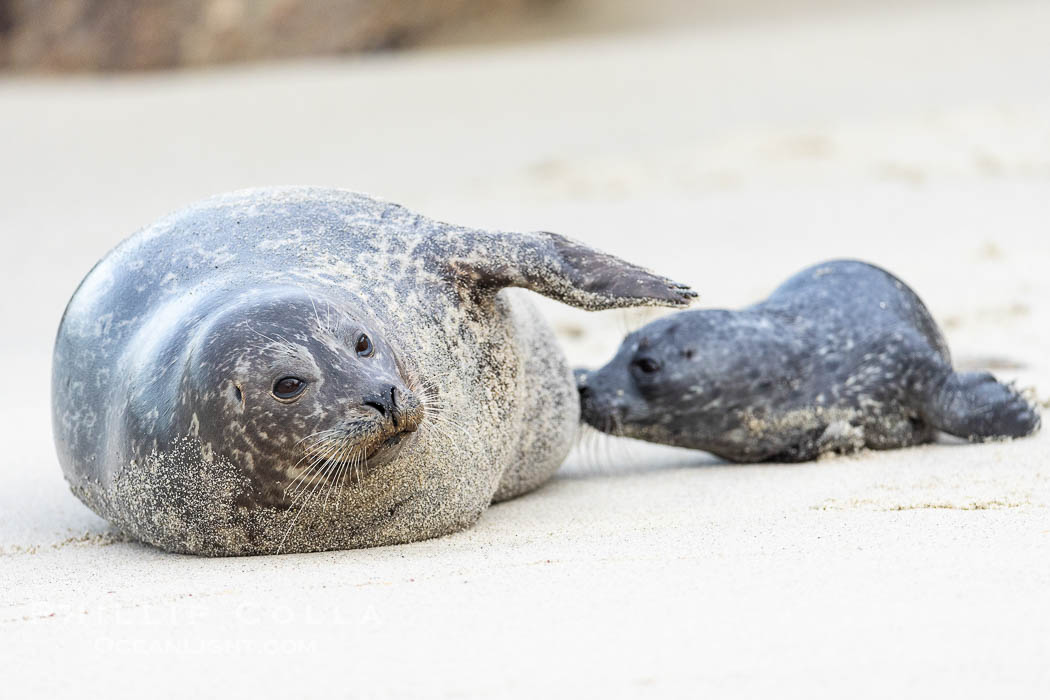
[272,376,307,400]
[355,333,374,357]
[633,358,661,374]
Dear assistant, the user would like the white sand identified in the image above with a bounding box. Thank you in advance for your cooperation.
[3,0,1050,696]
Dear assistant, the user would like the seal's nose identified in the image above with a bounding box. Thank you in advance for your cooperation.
[574,369,592,401]
[388,387,409,432]
[363,387,394,424]
[364,386,421,432]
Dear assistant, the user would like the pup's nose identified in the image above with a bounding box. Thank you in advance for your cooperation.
[574,369,592,400]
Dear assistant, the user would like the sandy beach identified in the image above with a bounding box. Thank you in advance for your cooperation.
[2,0,1050,696]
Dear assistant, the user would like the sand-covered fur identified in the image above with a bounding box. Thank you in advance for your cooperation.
[51,187,693,555]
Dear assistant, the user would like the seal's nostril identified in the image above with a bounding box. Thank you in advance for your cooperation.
[364,400,386,417]
[389,386,402,429]
[578,385,592,400]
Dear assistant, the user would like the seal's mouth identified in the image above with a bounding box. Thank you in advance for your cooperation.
[578,391,630,437]
[286,413,421,496]
[285,429,408,501]
[367,428,411,460]
[355,410,427,459]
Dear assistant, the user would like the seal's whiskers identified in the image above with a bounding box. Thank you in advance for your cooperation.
[285,439,340,501]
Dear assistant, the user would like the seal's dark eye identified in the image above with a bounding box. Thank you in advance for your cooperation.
[633,358,661,374]
[272,376,306,400]
[355,333,374,357]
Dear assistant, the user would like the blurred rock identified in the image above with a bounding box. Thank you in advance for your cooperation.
[0,0,550,71]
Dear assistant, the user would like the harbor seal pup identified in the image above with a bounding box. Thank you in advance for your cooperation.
[52,187,696,555]
[577,259,1039,462]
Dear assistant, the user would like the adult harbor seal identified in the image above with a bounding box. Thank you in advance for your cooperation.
[52,187,696,555]
[577,260,1040,462]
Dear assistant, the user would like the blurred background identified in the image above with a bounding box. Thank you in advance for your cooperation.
[3,2,1050,697]
[0,0,979,71]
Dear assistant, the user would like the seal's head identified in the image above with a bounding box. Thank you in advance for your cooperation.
[179,288,424,507]
[576,311,752,448]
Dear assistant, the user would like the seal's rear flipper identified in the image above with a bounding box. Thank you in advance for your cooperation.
[445,230,697,310]
[923,371,1041,440]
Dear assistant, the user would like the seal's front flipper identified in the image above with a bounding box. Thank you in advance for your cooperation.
[923,371,1041,440]
[446,230,697,310]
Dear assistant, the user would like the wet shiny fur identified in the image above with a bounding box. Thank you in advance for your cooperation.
[578,260,1040,462]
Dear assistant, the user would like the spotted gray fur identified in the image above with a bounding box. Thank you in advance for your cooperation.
[577,260,1040,462]
[52,187,696,555]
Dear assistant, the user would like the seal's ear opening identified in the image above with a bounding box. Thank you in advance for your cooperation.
[231,382,245,409]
